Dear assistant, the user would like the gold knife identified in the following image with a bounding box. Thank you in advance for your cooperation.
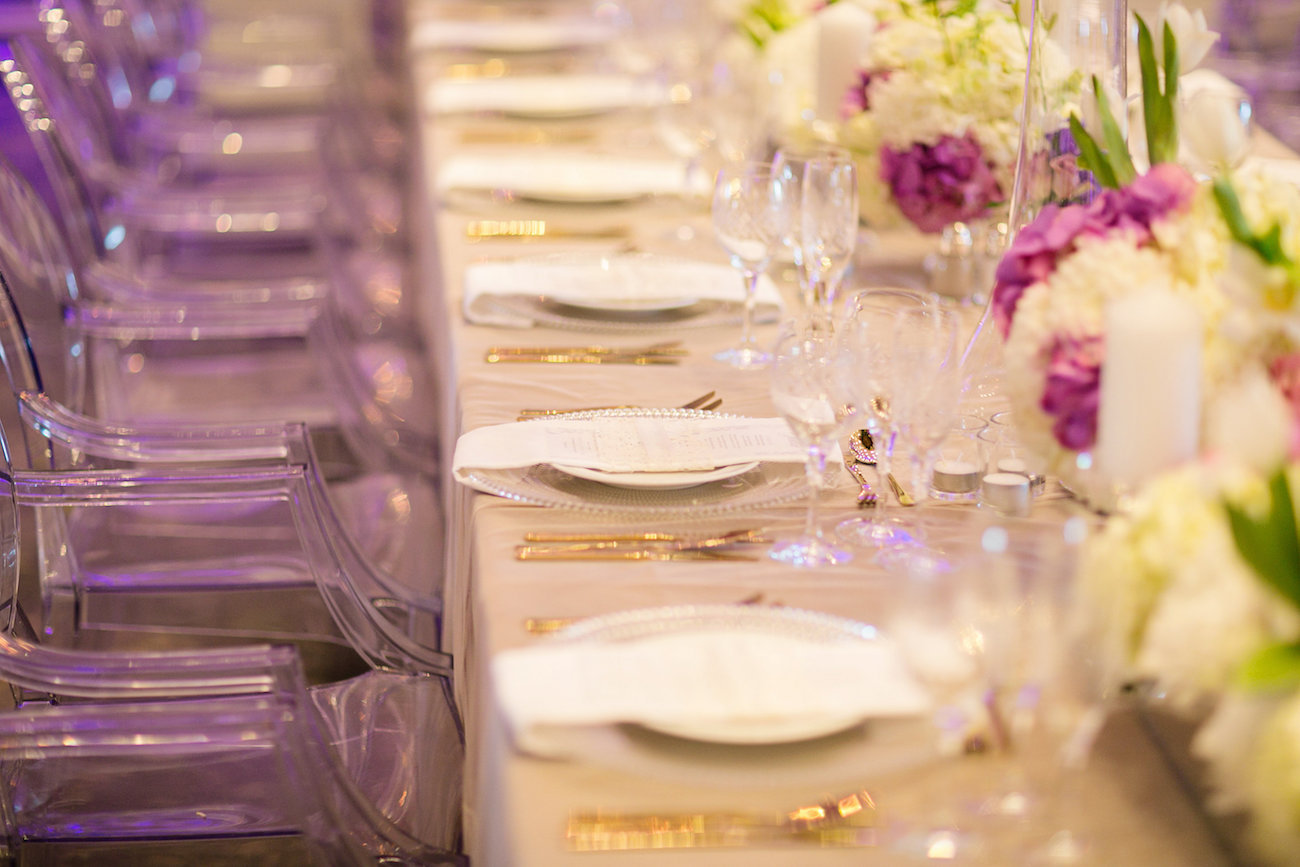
[524,530,748,543]
[515,547,758,562]
[484,353,682,365]
[466,219,631,241]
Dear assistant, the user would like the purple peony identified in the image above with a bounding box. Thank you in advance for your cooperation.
[991,163,1198,336]
[879,132,1004,234]
[1040,335,1104,451]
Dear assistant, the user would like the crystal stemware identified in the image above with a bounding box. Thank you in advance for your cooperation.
[833,288,939,549]
[710,162,793,368]
[799,155,859,330]
[768,328,854,567]
[772,144,853,314]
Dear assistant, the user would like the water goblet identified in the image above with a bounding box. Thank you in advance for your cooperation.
[768,328,855,567]
[833,288,939,549]
[711,162,793,368]
[799,155,859,330]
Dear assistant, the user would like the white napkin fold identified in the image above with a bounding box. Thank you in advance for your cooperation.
[462,255,783,328]
[494,629,933,752]
[454,416,806,488]
[410,17,617,53]
[435,153,710,202]
[427,74,665,116]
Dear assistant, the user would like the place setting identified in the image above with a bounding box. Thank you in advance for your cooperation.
[462,249,784,331]
[434,151,711,208]
[426,73,668,120]
[451,408,810,515]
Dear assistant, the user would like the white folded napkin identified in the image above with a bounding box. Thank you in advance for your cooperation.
[427,74,665,116]
[435,153,710,203]
[410,17,618,53]
[494,628,933,752]
[462,255,784,328]
[453,415,806,487]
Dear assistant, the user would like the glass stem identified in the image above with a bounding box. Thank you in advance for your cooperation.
[739,267,761,351]
[803,444,828,540]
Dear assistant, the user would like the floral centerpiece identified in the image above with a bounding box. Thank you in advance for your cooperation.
[1030,11,1300,863]
[989,8,1300,489]
[745,0,1074,233]
[834,0,1056,233]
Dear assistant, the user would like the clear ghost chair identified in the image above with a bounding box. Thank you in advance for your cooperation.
[0,489,464,865]
[0,9,405,301]
[0,396,465,862]
[0,66,439,477]
[0,150,448,660]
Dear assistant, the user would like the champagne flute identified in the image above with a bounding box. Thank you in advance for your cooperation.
[772,144,853,304]
[890,305,962,509]
[710,162,793,368]
[768,328,854,567]
[799,156,859,330]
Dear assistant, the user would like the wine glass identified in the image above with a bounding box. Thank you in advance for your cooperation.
[768,328,855,567]
[799,156,859,330]
[890,305,962,506]
[833,288,939,549]
[710,162,793,368]
[772,144,853,310]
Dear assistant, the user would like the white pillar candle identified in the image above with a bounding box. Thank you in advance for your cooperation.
[1095,288,1202,488]
[814,3,875,123]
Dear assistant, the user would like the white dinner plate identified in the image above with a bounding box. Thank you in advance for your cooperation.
[555,604,885,745]
[551,461,759,490]
[546,294,702,314]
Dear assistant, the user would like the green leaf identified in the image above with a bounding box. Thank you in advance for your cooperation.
[1092,76,1137,186]
[1213,178,1293,268]
[1224,469,1300,610]
[1136,15,1177,166]
[1237,642,1300,691]
[1069,113,1119,189]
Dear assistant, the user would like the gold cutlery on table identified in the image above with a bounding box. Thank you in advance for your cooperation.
[515,547,759,562]
[885,472,916,507]
[565,790,877,850]
[485,353,683,365]
[522,528,763,544]
[842,454,877,508]
[485,341,687,365]
[465,219,631,241]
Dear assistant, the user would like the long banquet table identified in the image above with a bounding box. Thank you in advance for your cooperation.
[407,8,1248,864]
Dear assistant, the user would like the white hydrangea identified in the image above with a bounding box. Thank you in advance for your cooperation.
[1080,463,1300,705]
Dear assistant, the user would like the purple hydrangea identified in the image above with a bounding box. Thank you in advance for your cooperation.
[840,68,890,120]
[991,163,1197,337]
[1040,335,1104,451]
[879,132,1004,234]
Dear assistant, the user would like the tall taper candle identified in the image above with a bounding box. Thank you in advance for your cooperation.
[815,3,875,123]
[1095,287,1201,488]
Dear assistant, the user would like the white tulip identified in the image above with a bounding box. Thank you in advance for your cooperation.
[1178,70,1252,174]
[1154,1,1219,73]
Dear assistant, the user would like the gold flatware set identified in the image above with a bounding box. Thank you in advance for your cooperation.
[485,340,687,365]
[515,528,768,562]
[465,219,630,241]
[565,789,877,850]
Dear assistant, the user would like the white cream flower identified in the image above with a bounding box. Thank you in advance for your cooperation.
[1153,1,1219,73]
